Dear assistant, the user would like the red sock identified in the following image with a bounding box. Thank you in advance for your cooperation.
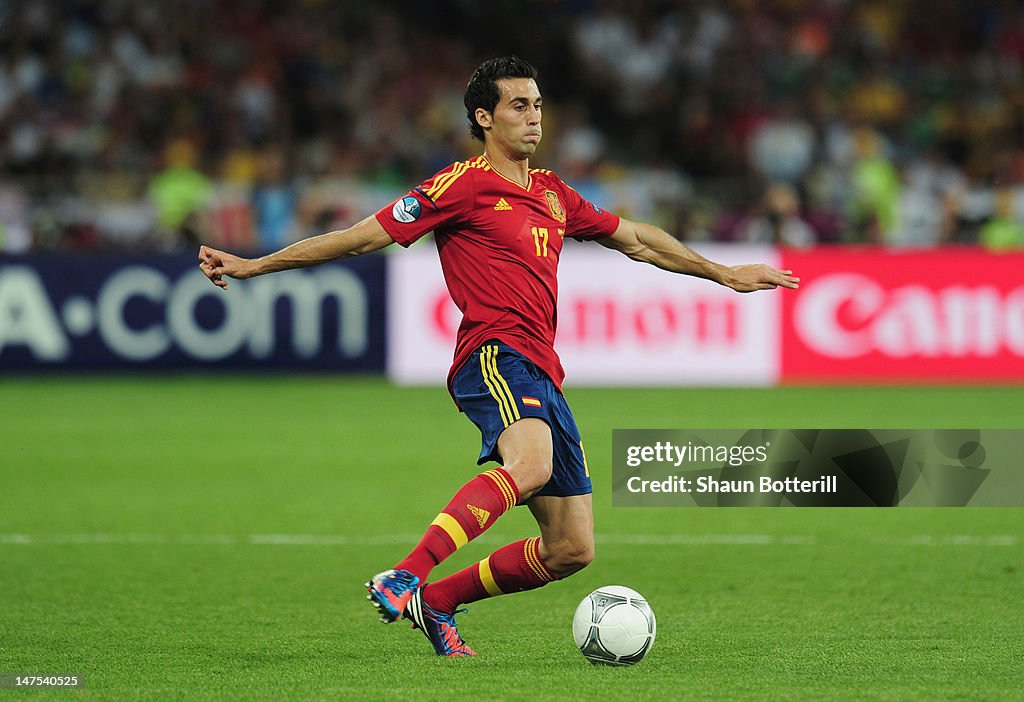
[422,537,558,614]
[395,467,519,582]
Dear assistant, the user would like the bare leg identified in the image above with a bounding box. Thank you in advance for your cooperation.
[498,416,595,577]
[527,493,595,577]
[496,417,554,500]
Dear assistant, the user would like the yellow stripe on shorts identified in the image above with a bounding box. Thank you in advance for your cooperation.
[480,346,520,427]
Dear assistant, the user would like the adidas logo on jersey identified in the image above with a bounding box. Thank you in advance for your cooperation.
[494,198,513,211]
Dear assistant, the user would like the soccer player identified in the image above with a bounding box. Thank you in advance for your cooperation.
[198,56,799,657]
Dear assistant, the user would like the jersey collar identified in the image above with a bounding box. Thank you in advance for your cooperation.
[481,155,533,192]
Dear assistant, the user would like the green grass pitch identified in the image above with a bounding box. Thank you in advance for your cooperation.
[1,378,1022,701]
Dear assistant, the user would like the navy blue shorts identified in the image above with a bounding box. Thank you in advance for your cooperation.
[452,341,591,498]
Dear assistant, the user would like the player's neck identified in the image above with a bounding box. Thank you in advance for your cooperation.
[482,149,530,188]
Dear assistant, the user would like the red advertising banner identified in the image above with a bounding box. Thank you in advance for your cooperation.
[780,247,1024,383]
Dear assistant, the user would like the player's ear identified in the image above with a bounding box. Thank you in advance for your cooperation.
[475,107,492,132]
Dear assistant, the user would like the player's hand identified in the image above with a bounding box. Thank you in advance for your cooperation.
[723,264,800,293]
[197,245,253,290]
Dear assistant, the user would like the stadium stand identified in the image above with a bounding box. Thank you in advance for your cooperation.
[1,0,1023,253]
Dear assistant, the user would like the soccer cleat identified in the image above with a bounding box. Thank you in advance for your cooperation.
[404,587,477,657]
[365,569,419,623]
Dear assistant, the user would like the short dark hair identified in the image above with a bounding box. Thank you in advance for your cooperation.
[464,56,538,142]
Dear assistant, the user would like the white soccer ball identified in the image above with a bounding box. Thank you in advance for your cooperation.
[572,585,656,666]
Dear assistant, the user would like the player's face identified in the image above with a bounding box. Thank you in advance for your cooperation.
[481,78,543,158]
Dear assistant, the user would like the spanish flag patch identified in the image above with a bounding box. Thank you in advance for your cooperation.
[522,396,542,408]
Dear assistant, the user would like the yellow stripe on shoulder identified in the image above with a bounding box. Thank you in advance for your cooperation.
[424,161,471,201]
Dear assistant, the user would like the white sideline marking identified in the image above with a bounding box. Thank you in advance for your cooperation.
[906,535,1019,547]
[0,533,1017,546]
[0,533,801,546]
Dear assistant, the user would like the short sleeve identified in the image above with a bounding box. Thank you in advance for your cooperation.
[559,180,620,241]
[375,162,474,247]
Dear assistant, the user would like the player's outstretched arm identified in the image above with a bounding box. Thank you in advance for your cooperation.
[198,214,395,289]
[598,217,799,293]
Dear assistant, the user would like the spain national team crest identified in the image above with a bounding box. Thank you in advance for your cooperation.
[544,190,566,223]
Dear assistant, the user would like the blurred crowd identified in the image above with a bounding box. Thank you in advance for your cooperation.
[2,0,1024,254]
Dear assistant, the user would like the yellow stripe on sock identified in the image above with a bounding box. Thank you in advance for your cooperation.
[524,537,554,583]
[430,512,468,550]
[482,469,516,512]
[478,557,504,597]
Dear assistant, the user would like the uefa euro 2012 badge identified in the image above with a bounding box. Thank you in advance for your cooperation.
[392,196,422,223]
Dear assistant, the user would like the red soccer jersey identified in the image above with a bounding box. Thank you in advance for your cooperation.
[375,155,620,395]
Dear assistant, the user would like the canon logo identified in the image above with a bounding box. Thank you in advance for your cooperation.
[562,296,739,346]
[0,265,368,363]
[428,291,740,347]
[794,273,1024,358]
